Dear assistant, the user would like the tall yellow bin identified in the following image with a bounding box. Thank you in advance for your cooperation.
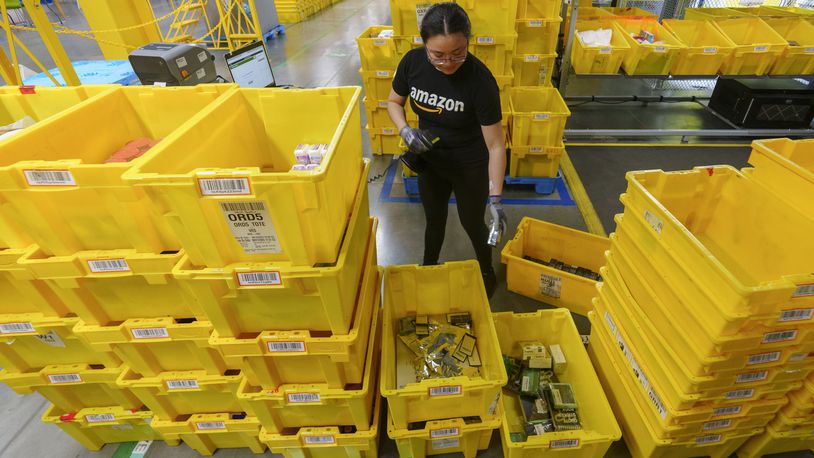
[715,18,788,75]
[662,20,735,75]
[764,18,814,75]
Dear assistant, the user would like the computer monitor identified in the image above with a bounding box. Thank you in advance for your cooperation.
[225,41,276,88]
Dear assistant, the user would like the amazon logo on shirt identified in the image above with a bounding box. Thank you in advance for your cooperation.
[410,86,465,114]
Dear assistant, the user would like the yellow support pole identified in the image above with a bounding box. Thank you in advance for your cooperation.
[0,46,18,86]
[79,0,162,59]
[0,1,22,85]
[22,0,79,86]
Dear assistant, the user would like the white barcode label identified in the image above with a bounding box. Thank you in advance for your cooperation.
[524,55,540,62]
[87,258,130,273]
[237,271,282,286]
[754,45,768,52]
[713,406,742,417]
[35,331,65,347]
[267,341,306,353]
[376,70,390,77]
[220,201,281,255]
[48,373,81,384]
[304,435,335,445]
[653,46,666,53]
[432,438,460,450]
[24,169,76,186]
[805,48,814,54]
[196,421,225,430]
[373,39,386,46]
[528,19,543,27]
[176,57,188,68]
[415,4,430,33]
[288,392,321,403]
[726,389,755,400]
[696,434,722,445]
[529,146,543,153]
[599,47,611,54]
[133,441,152,455]
[763,330,797,344]
[780,309,814,322]
[793,284,814,298]
[533,113,550,121]
[604,311,618,336]
[539,273,562,298]
[198,177,251,195]
[85,413,116,423]
[429,385,462,397]
[195,68,206,79]
[644,209,663,234]
[166,379,199,390]
[476,36,494,44]
[413,36,423,44]
[521,376,530,392]
[703,419,732,430]
[431,427,459,438]
[789,352,807,363]
[736,371,768,383]
[382,128,395,135]
[131,327,169,339]
[198,51,208,63]
[703,47,717,53]
[748,351,781,365]
[0,322,35,334]
[550,439,580,449]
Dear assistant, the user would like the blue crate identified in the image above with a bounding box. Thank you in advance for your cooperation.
[403,174,419,195]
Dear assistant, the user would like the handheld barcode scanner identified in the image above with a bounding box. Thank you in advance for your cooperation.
[398,135,440,174]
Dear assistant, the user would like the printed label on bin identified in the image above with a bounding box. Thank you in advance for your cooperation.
[528,20,543,27]
[529,146,544,153]
[49,373,81,384]
[376,70,391,78]
[748,351,781,365]
[753,45,768,52]
[780,308,814,322]
[373,39,386,46]
[382,128,396,135]
[599,48,612,54]
[487,392,500,416]
[736,371,768,383]
[805,48,814,54]
[432,438,460,450]
[476,36,494,44]
[789,352,807,363]
[176,56,188,68]
[431,427,459,438]
[653,46,666,53]
[533,113,550,120]
[196,421,225,430]
[87,258,130,273]
[713,406,742,417]
[643,209,663,234]
[35,331,65,348]
[166,379,199,390]
[85,413,116,423]
[703,419,732,430]
[429,385,462,397]
[415,4,431,33]
[725,389,754,400]
[237,271,282,287]
[413,36,423,44]
[24,169,76,186]
[267,341,306,353]
[763,330,797,344]
[195,68,206,80]
[703,47,717,54]
[0,322,35,334]
[539,273,562,298]
[131,327,169,339]
[696,434,721,445]
[199,177,251,195]
[133,441,152,455]
[550,439,580,449]
[304,435,335,445]
[197,51,208,63]
[288,392,321,403]
[220,201,282,255]
[524,55,541,62]
[793,284,814,298]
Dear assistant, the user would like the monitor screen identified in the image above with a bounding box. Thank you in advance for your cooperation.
[225,41,276,88]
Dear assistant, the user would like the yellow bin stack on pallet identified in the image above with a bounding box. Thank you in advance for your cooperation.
[507,86,569,178]
[382,261,506,457]
[587,163,814,458]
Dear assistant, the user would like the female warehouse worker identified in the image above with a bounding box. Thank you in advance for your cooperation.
[387,2,507,296]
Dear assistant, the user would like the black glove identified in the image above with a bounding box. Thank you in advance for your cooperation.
[399,126,436,154]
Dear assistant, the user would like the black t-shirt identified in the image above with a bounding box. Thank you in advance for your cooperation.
[392,48,501,169]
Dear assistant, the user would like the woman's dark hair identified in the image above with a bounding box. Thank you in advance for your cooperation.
[420,3,471,42]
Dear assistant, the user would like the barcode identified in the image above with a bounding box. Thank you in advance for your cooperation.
[528,20,543,26]
[703,47,717,53]
[653,46,666,53]
[288,392,321,403]
[131,327,169,339]
[198,177,250,195]
[237,271,282,286]
[754,45,768,52]
[24,169,76,186]
[0,322,35,334]
[166,379,199,390]
[726,389,755,399]
[524,55,540,62]
[550,439,580,449]
[429,385,462,397]
[736,371,768,383]
[133,441,152,454]
[805,48,814,54]
[476,36,494,44]
[430,428,459,438]
[195,421,225,430]
[713,406,742,417]
[220,202,265,212]
[696,434,721,445]
[703,419,732,430]
[599,47,611,54]
[763,330,797,344]
[376,70,390,77]
[779,308,814,322]
[267,341,306,353]
[533,113,550,120]
[87,258,130,273]
[793,284,814,298]
[48,373,81,384]
[85,413,115,423]
[304,435,335,445]
[748,351,781,365]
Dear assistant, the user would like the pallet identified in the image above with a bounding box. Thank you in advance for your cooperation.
[403,174,419,195]
[504,172,560,195]
[264,24,286,40]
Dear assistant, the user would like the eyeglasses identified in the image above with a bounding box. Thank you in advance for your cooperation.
[426,48,467,65]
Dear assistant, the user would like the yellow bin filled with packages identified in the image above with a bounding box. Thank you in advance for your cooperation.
[494,309,621,457]
[614,19,685,75]
[0,85,232,256]
[381,261,507,430]
[714,18,788,75]
[747,138,814,216]
[662,19,735,75]
[124,86,363,268]
[571,20,631,74]
[764,18,814,75]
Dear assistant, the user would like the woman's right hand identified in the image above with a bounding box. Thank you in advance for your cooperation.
[399,126,437,154]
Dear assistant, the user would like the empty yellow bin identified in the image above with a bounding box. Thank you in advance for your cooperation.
[715,18,788,75]
[662,19,735,75]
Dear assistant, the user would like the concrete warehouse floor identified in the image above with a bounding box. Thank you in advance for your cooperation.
[0,1,811,457]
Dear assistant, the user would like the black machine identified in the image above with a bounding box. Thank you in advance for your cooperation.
[708,78,814,129]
